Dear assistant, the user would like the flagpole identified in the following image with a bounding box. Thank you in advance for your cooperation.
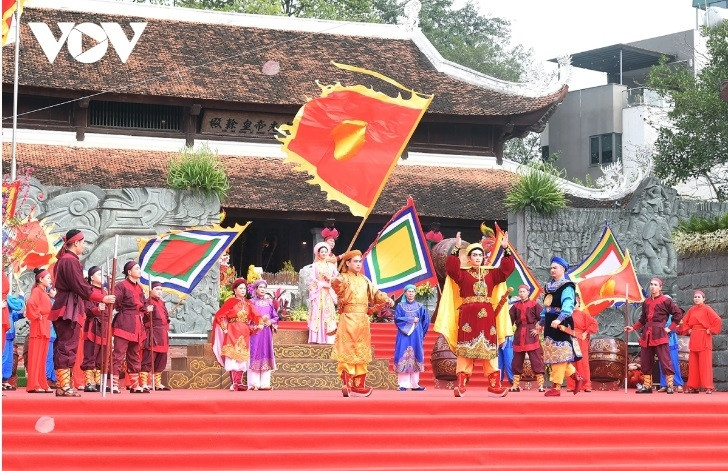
[338,216,369,271]
[11,0,22,181]
[148,276,155,392]
[624,283,629,394]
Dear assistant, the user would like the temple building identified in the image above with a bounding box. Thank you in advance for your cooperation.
[2,0,569,274]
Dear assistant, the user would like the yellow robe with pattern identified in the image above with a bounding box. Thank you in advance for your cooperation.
[330,271,390,367]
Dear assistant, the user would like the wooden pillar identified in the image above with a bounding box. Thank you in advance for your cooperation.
[185,104,202,147]
[75,98,89,141]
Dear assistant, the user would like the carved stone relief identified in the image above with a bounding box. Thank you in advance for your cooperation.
[14,178,220,336]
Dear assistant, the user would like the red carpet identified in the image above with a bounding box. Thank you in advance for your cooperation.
[4,388,728,470]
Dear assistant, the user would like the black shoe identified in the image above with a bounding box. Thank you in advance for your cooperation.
[666,387,674,394]
[636,387,653,394]
[84,384,99,393]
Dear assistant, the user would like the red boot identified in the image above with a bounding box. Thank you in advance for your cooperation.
[350,374,372,397]
[570,371,584,395]
[454,372,468,397]
[487,371,508,398]
[340,371,351,398]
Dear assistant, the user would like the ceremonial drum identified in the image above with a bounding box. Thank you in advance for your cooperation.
[430,238,469,286]
[431,334,457,381]
[589,338,627,385]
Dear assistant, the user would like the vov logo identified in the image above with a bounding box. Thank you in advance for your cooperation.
[29,22,147,64]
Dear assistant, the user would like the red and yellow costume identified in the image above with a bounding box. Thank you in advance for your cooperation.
[25,284,52,392]
[2,273,10,353]
[141,295,171,390]
[677,302,722,392]
[112,278,148,392]
[81,284,108,391]
[212,294,260,391]
[509,297,545,391]
[435,243,514,397]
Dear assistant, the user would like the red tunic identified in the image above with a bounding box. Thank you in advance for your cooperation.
[509,299,542,352]
[144,297,170,353]
[49,252,104,322]
[84,285,110,345]
[446,253,514,358]
[678,304,722,351]
[569,309,599,390]
[2,273,10,343]
[112,279,147,343]
[632,295,684,347]
[26,285,52,391]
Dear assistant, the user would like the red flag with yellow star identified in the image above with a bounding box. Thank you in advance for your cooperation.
[279,63,433,217]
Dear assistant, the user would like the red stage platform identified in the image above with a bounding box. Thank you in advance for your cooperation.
[3,388,728,470]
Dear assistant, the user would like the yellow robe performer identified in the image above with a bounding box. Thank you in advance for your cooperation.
[331,250,393,397]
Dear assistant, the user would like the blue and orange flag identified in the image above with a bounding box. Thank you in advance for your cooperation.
[278,62,433,217]
[137,222,249,294]
[362,197,437,300]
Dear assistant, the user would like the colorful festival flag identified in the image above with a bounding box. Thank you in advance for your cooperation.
[137,223,249,294]
[576,250,645,315]
[279,62,433,217]
[568,224,626,281]
[2,0,24,46]
[4,213,61,276]
[362,197,437,300]
[486,223,543,303]
[2,180,21,221]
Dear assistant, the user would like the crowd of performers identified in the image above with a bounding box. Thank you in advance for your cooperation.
[1,226,723,398]
[1,229,173,396]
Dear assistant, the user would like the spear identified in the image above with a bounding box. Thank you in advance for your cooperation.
[148,276,155,392]
[624,284,630,394]
[101,236,119,397]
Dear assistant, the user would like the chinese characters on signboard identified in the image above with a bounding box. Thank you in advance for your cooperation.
[201,110,291,139]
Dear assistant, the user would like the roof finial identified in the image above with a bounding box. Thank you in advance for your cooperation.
[400,0,421,32]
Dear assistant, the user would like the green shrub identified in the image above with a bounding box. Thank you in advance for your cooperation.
[167,144,230,201]
[505,163,567,215]
[677,213,728,234]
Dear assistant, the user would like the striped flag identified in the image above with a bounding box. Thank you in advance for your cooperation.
[362,198,437,300]
[2,0,24,47]
[568,224,626,280]
[137,223,249,294]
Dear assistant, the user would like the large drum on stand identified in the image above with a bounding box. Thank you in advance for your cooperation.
[589,338,627,391]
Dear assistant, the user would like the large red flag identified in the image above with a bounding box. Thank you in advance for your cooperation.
[279,62,433,217]
[575,250,644,315]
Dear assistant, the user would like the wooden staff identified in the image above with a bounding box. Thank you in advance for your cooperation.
[101,237,119,397]
[148,276,155,392]
[624,284,630,394]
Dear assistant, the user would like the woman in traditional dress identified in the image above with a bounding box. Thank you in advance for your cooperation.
[308,242,338,344]
[248,279,278,390]
[677,290,722,394]
[393,285,430,391]
[26,268,54,393]
[212,278,260,391]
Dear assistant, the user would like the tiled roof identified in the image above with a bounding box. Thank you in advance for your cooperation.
[2,142,519,220]
[5,6,567,120]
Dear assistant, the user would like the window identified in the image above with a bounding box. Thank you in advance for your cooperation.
[89,101,182,131]
[541,145,550,161]
[589,133,622,165]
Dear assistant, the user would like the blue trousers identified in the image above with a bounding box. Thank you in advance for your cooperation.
[498,337,514,382]
[658,345,684,387]
[2,338,14,380]
[46,339,56,381]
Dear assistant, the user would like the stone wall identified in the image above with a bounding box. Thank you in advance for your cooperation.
[510,177,728,338]
[677,251,728,392]
[14,178,220,337]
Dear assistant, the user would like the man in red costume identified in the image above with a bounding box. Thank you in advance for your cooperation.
[111,261,149,394]
[509,284,544,392]
[436,231,514,398]
[625,277,684,394]
[141,281,172,391]
[567,294,598,392]
[49,229,115,397]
